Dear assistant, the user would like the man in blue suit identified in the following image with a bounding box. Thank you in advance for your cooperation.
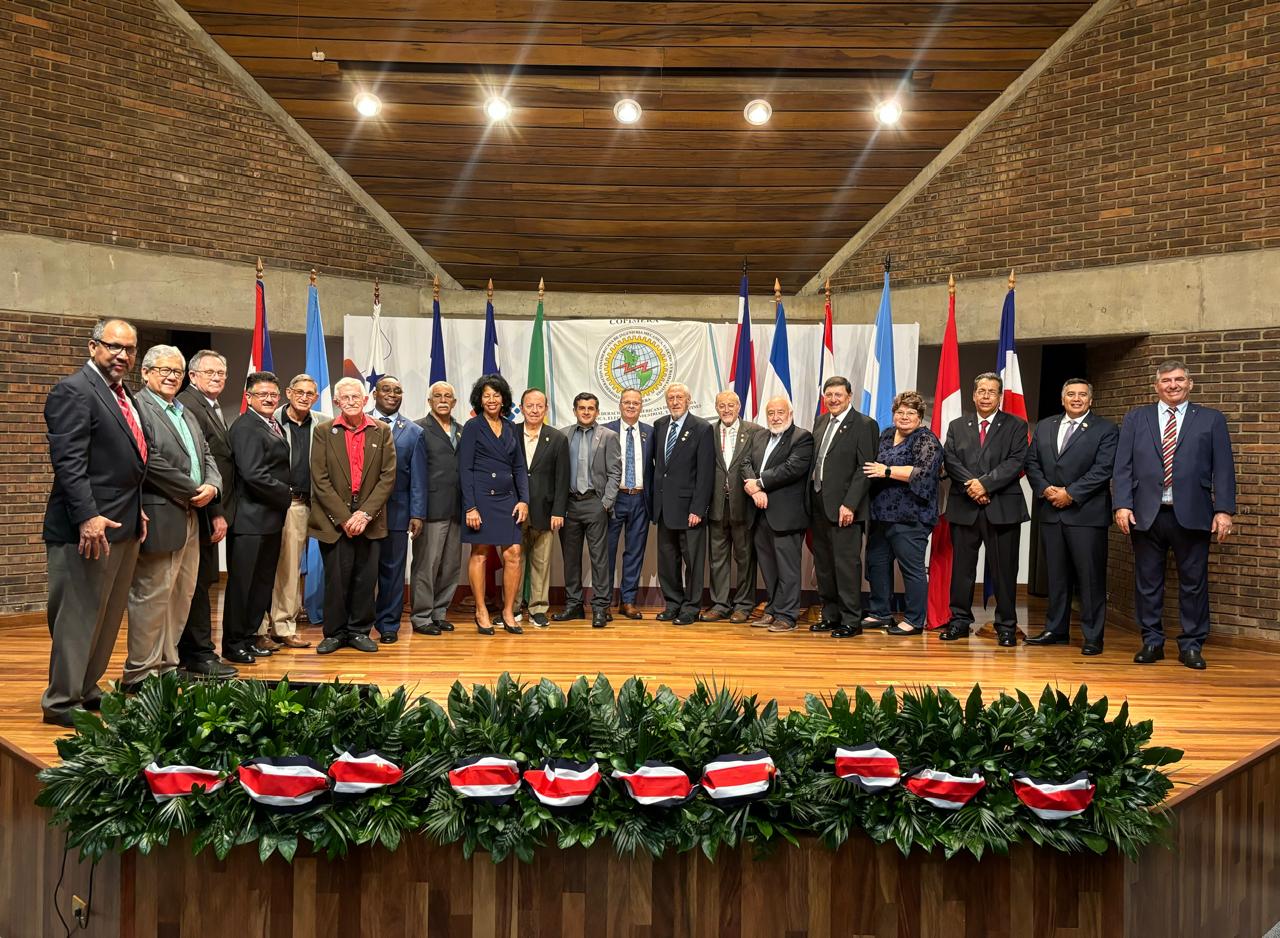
[604,389,654,619]
[370,376,428,643]
[1113,359,1236,669]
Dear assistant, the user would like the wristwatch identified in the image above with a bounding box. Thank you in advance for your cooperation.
[883,466,891,478]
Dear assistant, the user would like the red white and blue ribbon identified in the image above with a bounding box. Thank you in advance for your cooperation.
[612,762,698,808]
[328,750,404,796]
[143,763,225,802]
[523,759,601,808]
[904,769,985,810]
[1012,772,1095,820]
[700,751,777,802]
[834,745,901,791]
[237,757,328,809]
[448,755,521,803]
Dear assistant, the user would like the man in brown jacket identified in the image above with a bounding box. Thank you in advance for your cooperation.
[310,377,396,655]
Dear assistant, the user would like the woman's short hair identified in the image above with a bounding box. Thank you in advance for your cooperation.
[892,390,926,419]
[470,373,513,417]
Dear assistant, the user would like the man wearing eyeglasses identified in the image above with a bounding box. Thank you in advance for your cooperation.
[41,319,150,726]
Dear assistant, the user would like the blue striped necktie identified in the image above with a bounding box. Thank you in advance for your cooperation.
[665,422,678,462]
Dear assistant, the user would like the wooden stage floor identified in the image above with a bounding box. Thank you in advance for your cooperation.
[3,591,1279,803]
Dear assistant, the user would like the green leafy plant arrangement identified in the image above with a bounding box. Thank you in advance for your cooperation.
[36,673,1181,865]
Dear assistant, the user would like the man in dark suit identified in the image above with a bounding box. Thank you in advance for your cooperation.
[743,397,813,633]
[1113,359,1236,669]
[175,350,238,677]
[1025,378,1119,656]
[222,371,293,665]
[41,318,149,726]
[554,392,621,628]
[518,388,568,628]
[651,383,715,625]
[370,376,428,644]
[604,388,653,620]
[703,389,763,623]
[940,372,1030,647]
[808,376,879,638]
[410,381,463,635]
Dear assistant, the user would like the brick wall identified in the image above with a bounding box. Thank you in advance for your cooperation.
[0,0,421,283]
[830,0,1278,291]
[1088,331,1278,643]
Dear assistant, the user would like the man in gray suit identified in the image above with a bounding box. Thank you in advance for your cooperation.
[553,392,621,628]
[703,389,763,622]
[410,381,463,635]
[125,346,221,688]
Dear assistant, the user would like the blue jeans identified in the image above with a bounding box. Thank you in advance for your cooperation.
[866,520,930,628]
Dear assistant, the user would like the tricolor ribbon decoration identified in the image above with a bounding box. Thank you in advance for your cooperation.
[448,755,521,803]
[903,768,986,809]
[834,744,901,791]
[700,751,777,802]
[611,761,698,808]
[143,763,226,802]
[523,759,602,808]
[1011,772,1096,820]
[237,756,329,810]
[328,750,405,796]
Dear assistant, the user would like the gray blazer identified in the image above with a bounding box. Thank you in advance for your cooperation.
[710,419,763,523]
[560,423,622,510]
[134,389,221,554]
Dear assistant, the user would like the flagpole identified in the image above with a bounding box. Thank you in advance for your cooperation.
[433,274,440,303]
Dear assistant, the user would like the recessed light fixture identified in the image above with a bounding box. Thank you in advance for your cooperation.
[353,92,381,118]
[874,99,903,126]
[743,99,772,126]
[484,95,513,122]
[613,98,642,124]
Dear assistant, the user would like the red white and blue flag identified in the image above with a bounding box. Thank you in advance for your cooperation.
[482,280,501,376]
[241,269,274,412]
[904,768,986,810]
[327,750,404,796]
[815,291,835,418]
[237,757,328,810]
[523,759,602,808]
[448,755,520,803]
[143,763,226,802]
[728,271,758,418]
[611,762,698,808]
[997,284,1027,425]
[701,751,777,802]
[834,744,901,791]
[1012,772,1095,820]
[758,283,793,405]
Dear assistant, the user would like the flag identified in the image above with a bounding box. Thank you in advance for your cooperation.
[759,289,792,404]
[984,282,1028,606]
[527,288,547,392]
[241,273,274,412]
[522,759,602,808]
[904,769,986,810]
[926,283,962,629]
[860,268,897,427]
[303,282,332,623]
[482,287,500,375]
[328,751,405,796]
[365,293,388,391]
[429,292,447,384]
[815,292,835,418]
[728,272,758,417]
[700,751,777,802]
[834,745,901,791]
[1011,772,1096,820]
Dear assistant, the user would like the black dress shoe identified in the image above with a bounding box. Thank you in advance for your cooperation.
[81,696,103,711]
[379,632,398,645]
[436,619,455,632]
[831,624,863,639]
[809,619,839,633]
[1024,630,1069,646]
[937,623,970,642]
[1178,648,1207,670]
[592,611,609,629]
[223,648,258,665]
[42,708,82,728]
[348,634,379,653]
[1081,642,1104,657]
[412,622,441,636]
[996,631,1018,648]
[184,658,239,677]
[674,612,697,625]
[316,636,346,655]
[1133,644,1165,664]
[531,612,550,628]
[552,605,585,622]
[119,679,146,694]
[655,609,679,621]
[248,642,276,657]
[499,616,524,635]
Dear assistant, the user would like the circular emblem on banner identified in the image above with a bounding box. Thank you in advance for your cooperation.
[596,329,676,401]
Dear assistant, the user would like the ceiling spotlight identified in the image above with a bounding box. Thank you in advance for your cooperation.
[874,99,903,126]
[743,99,772,126]
[613,98,642,124]
[353,92,381,118]
[484,95,512,122]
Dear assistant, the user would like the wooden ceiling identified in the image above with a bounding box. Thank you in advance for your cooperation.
[180,1,1087,294]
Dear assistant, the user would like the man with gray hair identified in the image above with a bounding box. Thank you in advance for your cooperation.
[411,381,463,634]
[703,388,762,622]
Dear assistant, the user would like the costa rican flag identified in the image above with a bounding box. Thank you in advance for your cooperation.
[612,762,698,808]
[834,745,901,791]
[143,763,226,802]
[448,755,521,803]
[903,768,986,810]
[328,750,404,796]
[523,759,602,808]
[237,757,329,810]
[700,751,777,802]
[1011,772,1096,820]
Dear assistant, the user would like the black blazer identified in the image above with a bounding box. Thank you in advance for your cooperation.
[227,411,292,535]
[650,413,715,528]
[742,424,814,532]
[177,384,236,529]
[523,424,569,530]
[43,363,149,544]
[710,420,764,523]
[1025,413,1119,527]
[415,415,462,522]
[942,411,1030,527]
[808,409,879,523]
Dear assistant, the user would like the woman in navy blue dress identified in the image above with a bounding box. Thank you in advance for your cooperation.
[459,374,529,635]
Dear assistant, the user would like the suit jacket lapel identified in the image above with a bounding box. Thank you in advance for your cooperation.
[329,423,353,492]
[762,426,790,471]
[1175,405,1197,451]
[359,426,381,496]
[1148,404,1165,459]
[86,364,139,451]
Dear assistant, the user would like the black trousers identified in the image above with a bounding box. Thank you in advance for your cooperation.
[320,535,381,640]
[949,514,1020,632]
[1040,522,1108,643]
[223,531,282,655]
[656,522,707,616]
[810,508,864,627]
[754,522,804,626]
[561,495,610,611]
[1131,506,1211,651]
[178,538,219,664]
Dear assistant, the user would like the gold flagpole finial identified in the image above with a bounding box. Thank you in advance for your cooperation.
[824,278,830,301]
[948,273,955,297]
[432,274,441,302]
[256,257,264,280]
[1008,268,1016,290]
[538,277,545,299]
[487,278,494,300]
[373,277,380,305]
[773,277,782,303]
[309,267,317,287]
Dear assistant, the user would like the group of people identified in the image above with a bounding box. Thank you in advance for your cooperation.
[39,318,1237,727]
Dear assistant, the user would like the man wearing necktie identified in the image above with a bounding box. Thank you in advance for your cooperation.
[1113,359,1236,669]
[604,389,653,619]
[1025,378,1118,655]
[703,389,763,623]
[41,319,150,726]
[940,372,1029,646]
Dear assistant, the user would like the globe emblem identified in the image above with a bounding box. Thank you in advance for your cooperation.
[610,341,660,394]
[595,328,675,401]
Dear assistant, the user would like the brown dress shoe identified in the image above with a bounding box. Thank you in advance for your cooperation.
[729,611,750,624]
[270,633,312,649]
[699,609,727,622]
[255,635,282,651]
[618,603,643,620]
[749,614,775,629]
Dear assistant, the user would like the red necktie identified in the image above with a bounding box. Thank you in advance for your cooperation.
[979,419,989,447]
[1161,407,1176,489]
[113,384,148,461]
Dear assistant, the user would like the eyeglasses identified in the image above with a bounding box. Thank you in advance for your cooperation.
[289,388,318,399]
[247,390,279,400]
[198,369,227,378]
[147,367,185,378]
[93,340,137,357]
[336,394,365,404]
